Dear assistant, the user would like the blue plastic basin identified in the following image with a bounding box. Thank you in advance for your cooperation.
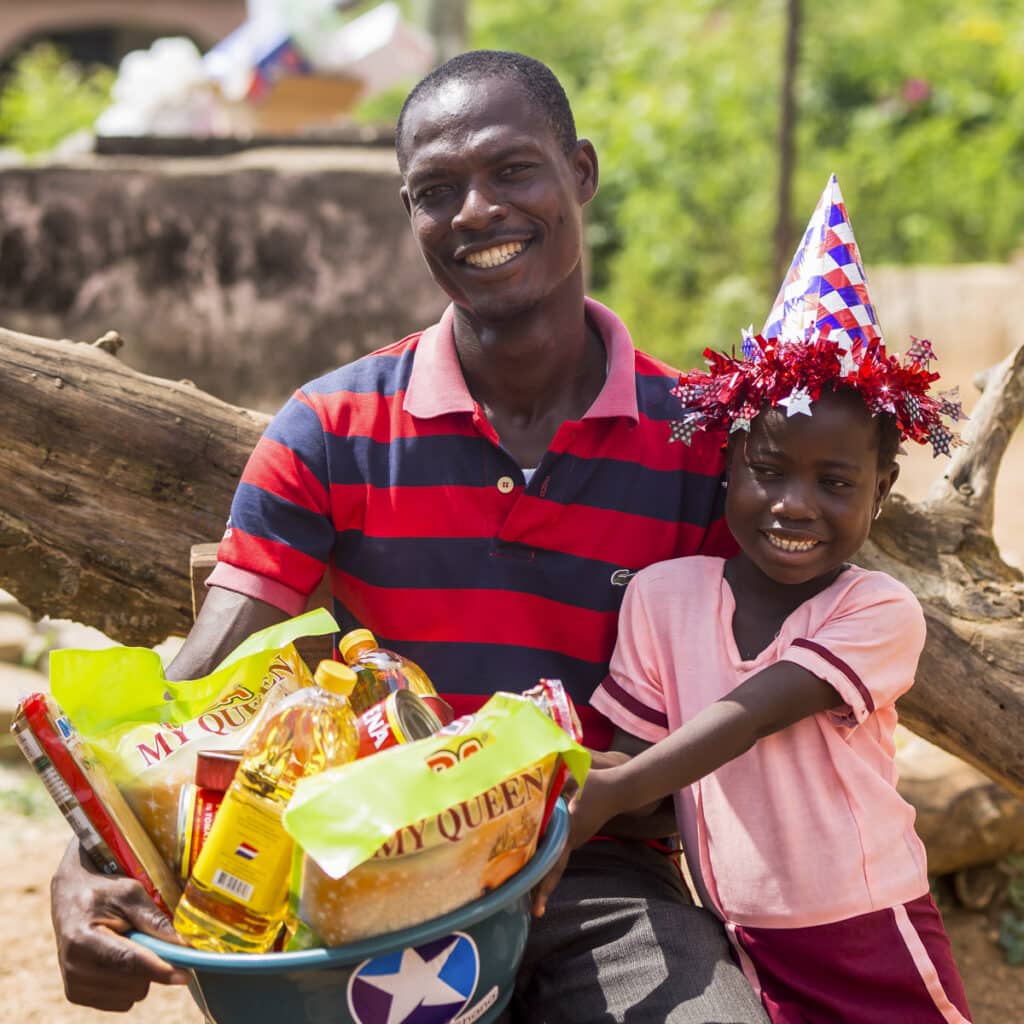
[133,799,568,1024]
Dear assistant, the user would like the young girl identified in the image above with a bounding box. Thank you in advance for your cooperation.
[535,177,972,1023]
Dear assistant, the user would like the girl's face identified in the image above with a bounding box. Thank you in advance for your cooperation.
[725,390,899,587]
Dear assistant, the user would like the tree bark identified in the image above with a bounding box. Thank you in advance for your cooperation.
[855,341,1024,793]
[0,326,266,645]
[1,326,1023,794]
[895,728,1024,876]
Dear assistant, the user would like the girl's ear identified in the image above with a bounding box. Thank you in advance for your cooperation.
[874,463,900,517]
[573,139,599,205]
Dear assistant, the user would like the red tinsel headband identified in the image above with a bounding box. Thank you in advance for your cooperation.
[670,325,964,456]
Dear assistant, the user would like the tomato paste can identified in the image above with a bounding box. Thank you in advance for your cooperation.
[355,689,443,759]
[176,750,244,882]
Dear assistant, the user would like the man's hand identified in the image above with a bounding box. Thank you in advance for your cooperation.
[51,839,188,1011]
[530,767,624,917]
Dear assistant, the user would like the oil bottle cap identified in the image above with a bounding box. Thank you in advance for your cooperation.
[314,660,358,696]
[339,628,377,662]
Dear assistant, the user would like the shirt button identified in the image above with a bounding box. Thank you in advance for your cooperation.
[497,476,515,494]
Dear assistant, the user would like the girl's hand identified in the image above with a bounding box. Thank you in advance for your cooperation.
[530,768,624,917]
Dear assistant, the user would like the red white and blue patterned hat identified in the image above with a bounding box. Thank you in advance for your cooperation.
[670,175,965,456]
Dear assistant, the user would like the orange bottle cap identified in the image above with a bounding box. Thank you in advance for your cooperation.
[338,628,377,662]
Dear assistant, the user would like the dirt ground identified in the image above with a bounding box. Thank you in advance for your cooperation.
[4,763,1023,1024]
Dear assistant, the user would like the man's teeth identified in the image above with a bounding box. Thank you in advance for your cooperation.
[766,534,819,552]
[465,242,524,268]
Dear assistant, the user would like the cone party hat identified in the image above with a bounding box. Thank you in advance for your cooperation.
[670,174,965,456]
[762,173,880,361]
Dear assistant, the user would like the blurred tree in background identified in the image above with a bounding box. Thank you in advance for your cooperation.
[471,0,1024,368]
[0,44,113,156]
[2,2,1021,371]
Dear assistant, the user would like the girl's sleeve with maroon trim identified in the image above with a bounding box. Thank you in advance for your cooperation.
[780,572,927,728]
[589,573,671,743]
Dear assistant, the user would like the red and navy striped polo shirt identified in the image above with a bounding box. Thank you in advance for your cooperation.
[211,298,734,711]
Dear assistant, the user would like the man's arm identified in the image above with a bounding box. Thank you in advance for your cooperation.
[164,585,293,680]
[50,585,291,1008]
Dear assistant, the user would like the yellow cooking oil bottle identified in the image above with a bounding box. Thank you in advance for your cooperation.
[173,662,359,952]
[339,628,452,723]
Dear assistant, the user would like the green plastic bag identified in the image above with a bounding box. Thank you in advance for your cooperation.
[50,608,338,868]
[283,692,589,945]
[285,692,589,878]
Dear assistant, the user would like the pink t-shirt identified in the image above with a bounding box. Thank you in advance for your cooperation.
[590,555,930,929]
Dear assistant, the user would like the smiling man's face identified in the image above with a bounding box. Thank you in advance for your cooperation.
[399,76,596,323]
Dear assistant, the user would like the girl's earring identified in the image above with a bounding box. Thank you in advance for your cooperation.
[721,478,729,489]
[873,505,883,520]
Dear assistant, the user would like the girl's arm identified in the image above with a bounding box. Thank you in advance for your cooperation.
[532,663,839,916]
[578,662,840,844]
[587,728,676,838]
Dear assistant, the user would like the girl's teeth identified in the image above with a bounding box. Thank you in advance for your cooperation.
[766,534,818,552]
[465,241,524,268]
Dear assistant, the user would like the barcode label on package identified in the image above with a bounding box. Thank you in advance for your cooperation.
[212,869,253,902]
[13,726,44,762]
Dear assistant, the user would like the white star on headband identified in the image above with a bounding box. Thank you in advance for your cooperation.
[779,386,813,417]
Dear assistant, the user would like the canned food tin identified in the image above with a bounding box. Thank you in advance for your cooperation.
[355,689,442,759]
[176,750,244,882]
[177,784,227,883]
[419,692,455,726]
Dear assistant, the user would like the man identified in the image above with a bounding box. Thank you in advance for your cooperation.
[50,51,767,1022]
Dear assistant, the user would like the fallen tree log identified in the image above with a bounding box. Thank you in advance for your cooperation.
[855,341,1024,793]
[0,327,266,644]
[1,326,1022,793]
[895,728,1024,877]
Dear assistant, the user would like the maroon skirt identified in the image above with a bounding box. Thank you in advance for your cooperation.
[729,893,972,1023]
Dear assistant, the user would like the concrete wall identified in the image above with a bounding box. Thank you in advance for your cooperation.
[0,147,447,410]
[869,258,1024,568]
[870,260,1023,376]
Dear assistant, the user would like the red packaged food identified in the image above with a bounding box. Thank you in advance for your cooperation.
[12,693,181,917]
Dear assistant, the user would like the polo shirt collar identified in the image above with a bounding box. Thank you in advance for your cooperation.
[403,297,639,422]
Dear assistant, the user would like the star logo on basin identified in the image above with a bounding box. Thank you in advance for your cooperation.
[347,932,479,1024]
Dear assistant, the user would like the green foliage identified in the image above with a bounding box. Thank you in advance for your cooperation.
[470,0,1024,370]
[999,912,1024,966]
[0,44,114,156]
[352,84,410,125]
[998,855,1024,964]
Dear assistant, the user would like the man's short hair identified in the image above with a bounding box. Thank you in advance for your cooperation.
[396,50,578,171]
